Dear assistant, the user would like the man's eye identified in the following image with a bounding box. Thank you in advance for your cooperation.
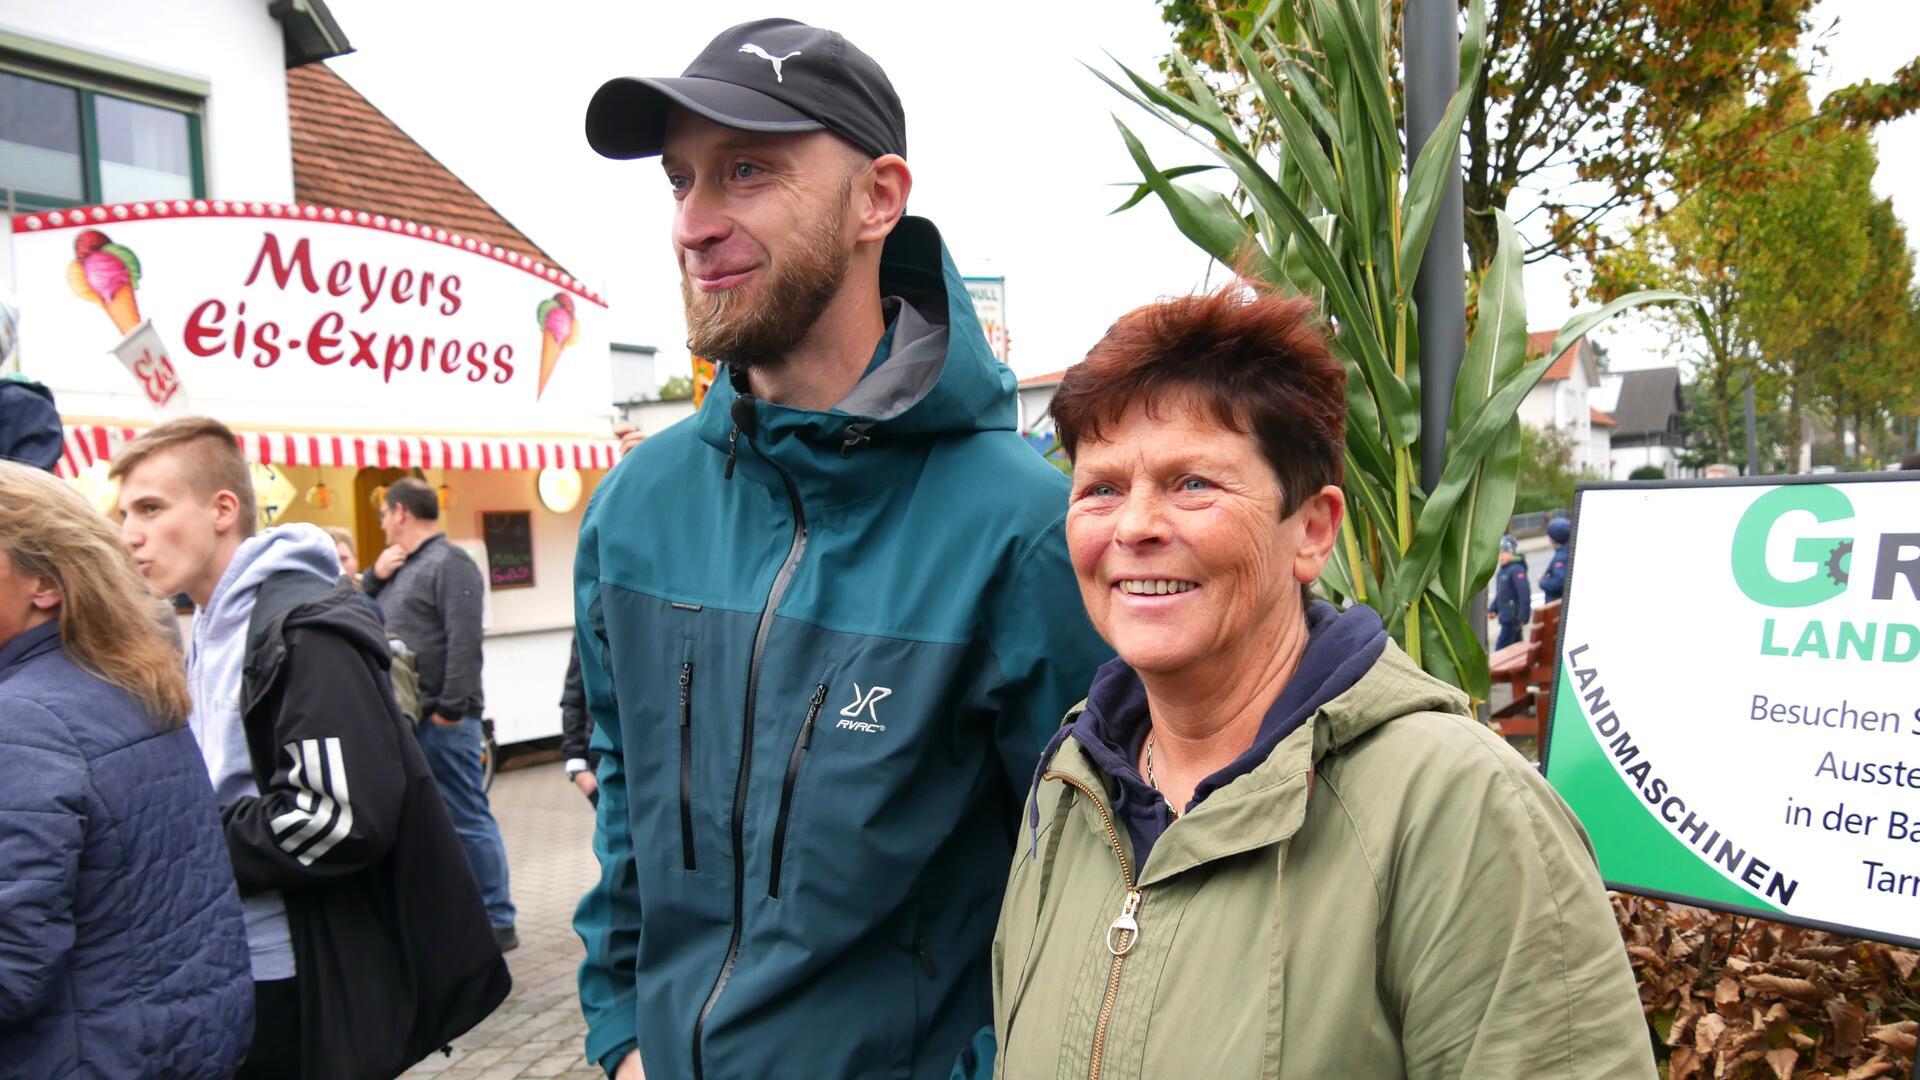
[1180,477,1211,492]
[731,162,762,181]
[1085,483,1118,498]
[665,173,690,193]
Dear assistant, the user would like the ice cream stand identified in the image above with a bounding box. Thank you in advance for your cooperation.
[8,198,616,746]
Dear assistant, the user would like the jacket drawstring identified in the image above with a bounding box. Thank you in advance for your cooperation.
[839,422,874,458]
[725,391,758,481]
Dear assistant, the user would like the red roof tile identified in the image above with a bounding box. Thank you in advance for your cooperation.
[287,63,566,273]
[1590,406,1618,428]
[1018,369,1068,388]
[1527,329,1582,382]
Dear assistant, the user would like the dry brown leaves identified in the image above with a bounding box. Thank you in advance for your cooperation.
[1616,895,1919,1078]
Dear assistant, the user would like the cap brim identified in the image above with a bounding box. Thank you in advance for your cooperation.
[585,76,826,159]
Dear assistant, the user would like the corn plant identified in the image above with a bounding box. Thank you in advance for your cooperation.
[1098,0,1696,699]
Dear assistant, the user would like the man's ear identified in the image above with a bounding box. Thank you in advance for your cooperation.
[211,489,245,535]
[855,153,912,245]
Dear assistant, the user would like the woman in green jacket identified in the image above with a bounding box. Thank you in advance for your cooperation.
[991,285,1654,1079]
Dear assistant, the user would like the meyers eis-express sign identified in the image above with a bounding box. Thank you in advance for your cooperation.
[1544,475,1920,947]
[10,201,609,427]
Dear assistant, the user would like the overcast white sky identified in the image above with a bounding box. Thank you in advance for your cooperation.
[322,0,1918,386]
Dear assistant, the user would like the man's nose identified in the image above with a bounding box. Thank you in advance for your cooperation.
[673,179,732,252]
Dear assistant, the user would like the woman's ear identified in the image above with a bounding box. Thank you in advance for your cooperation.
[1292,485,1347,585]
[30,575,63,611]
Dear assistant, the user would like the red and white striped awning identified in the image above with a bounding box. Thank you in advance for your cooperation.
[57,424,618,479]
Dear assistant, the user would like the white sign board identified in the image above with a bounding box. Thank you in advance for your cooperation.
[1543,475,1920,948]
[964,275,1008,364]
[10,200,609,432]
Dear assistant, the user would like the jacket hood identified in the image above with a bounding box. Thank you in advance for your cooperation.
[202,525,341,639]
[695,216,1016,466]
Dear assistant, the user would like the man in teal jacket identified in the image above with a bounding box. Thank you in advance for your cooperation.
[576,19,1112,1080]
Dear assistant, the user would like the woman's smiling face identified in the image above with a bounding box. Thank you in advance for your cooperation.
[1065,394,1328,678]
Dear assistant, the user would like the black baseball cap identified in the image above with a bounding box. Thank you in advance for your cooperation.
[585,18,906,161]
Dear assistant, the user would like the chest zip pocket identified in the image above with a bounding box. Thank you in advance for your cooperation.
[768,681,830,898]
[678,661,696,871]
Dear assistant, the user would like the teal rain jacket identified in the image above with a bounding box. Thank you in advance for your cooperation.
[573,217,1113,1080]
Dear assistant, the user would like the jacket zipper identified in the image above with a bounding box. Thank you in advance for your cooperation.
[768,682,828,898]
[1044,772,1142,1080]
[678,661,696,871]
[692,414,808,1080]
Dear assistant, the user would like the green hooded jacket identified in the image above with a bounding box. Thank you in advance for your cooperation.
[992,642,1655,1079]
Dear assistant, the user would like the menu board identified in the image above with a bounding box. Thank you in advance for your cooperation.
[479,510,534,590]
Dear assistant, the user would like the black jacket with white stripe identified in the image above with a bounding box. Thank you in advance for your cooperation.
[230,572,510,1079]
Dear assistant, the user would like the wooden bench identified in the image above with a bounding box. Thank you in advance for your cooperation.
[1487,599,1561,741]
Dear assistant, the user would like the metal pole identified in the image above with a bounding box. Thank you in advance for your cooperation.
[1407,0,1467,495]
[1744,371,1760,475]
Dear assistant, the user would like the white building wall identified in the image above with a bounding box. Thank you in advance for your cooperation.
[1,3,297,205]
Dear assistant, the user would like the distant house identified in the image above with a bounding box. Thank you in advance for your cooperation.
[1517,331,1605,474]
[1602,367,1688,479]
[1589,406,1617,477]
[1016,369,1066,438]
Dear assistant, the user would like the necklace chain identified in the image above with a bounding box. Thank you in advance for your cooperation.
[1144,731,1180,820]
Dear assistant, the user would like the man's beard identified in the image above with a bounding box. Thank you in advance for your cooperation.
[682,197,852,373]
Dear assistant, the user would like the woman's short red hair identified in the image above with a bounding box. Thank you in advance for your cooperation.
[1051,283,1346,516]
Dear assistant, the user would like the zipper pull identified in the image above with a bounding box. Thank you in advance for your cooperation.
[724,425,739,480]
[839,422,873,458]
[800,683,828,749]
[678,662,692,721]
[1106,889,1143,956]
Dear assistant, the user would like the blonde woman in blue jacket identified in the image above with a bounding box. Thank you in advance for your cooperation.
[0,460,252,1077]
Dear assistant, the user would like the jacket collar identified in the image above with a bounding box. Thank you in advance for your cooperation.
[1041,640,1469,888]
[0,620,62,676]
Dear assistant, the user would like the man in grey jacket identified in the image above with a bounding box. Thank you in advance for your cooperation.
[363,477,516,950]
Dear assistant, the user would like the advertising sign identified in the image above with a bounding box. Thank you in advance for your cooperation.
[1542,474,1920,948]
[963,275,1009,364]
[10,201,609,431]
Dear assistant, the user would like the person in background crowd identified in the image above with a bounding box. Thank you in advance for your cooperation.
[991,284,1653,1078]
[363,477,517,951]
[1702,462,1738,479]
[1491,534,1531,649]
[111,417,508,1078]
[1538,516,1572,603]
[0,460,252,1078]
[0,374,63,472]
[324,525,360,580]
[575,18,1111,1079]
[559,641,596,805]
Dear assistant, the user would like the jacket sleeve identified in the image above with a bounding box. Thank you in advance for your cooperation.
[571,510,642,1075]
[1384,724,1655,1079]
[1538,551,1567,598]
[0,699,84,1025]
[433,549,487,720]
[221,628,408,894]
[559,639,591,764]
[984,516,1114,799]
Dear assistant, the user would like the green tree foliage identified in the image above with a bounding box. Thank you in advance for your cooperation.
[659,374,694,401]
[1628,463,1665,480]
[1513,423,1581,513]
[1591,87,1920,470]
[1155,0,1920,271]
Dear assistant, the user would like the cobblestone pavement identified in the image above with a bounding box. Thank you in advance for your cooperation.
[403,763,609,1080]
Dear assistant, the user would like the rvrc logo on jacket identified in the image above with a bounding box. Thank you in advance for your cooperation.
[836,684,891,733]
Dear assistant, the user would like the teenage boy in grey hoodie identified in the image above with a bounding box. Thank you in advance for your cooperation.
[113,417,508,1077]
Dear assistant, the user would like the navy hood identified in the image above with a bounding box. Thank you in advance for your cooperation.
[1056,600,1389,870]
[0,376,61,472]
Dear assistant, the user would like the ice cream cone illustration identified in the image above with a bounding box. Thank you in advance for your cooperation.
[67,229,144,336]
[536,292,579,399]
